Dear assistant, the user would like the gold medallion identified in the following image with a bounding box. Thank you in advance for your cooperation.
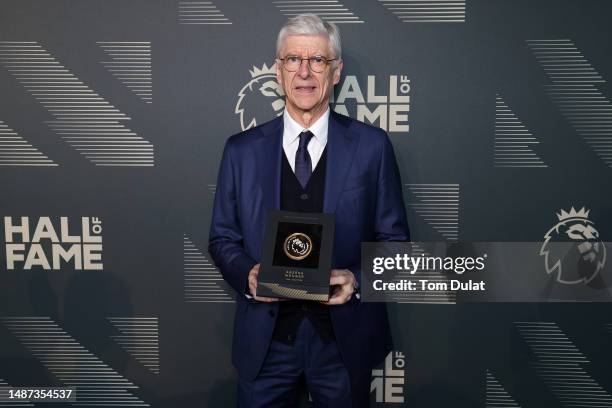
[283,232,313,260]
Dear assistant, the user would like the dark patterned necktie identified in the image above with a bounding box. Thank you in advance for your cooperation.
[295,130,314,189]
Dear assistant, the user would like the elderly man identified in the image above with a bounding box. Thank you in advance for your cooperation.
[209,13,409,407]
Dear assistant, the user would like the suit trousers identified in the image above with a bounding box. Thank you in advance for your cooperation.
[237,317,370,407]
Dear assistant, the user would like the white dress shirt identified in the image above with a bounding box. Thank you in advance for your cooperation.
[282,108,329,172]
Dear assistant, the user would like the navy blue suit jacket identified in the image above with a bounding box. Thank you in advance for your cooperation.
[208,110,410,381]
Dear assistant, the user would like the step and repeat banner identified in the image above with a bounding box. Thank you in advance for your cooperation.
[1,0,612,406]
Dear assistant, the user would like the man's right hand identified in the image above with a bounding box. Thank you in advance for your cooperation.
[248,264,283,302]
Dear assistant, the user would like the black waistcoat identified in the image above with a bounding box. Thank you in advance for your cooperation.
[272,148,334,345]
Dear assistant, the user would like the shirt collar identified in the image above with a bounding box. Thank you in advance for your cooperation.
[283,107,330,145]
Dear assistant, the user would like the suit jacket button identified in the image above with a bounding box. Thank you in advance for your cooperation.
[300,193,309,200]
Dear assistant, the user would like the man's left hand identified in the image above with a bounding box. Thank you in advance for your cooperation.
[324,269,357,305]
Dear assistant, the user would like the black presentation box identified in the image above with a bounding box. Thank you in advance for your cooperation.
[257,210,335,301]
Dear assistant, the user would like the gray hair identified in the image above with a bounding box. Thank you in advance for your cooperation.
[276,14,342,60]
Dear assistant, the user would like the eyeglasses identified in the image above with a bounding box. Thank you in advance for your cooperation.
[278,55,338,73]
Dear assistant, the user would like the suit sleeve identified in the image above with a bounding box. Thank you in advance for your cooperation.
[374,132,410,243]
[208,140,256,295]
[350,132,410,286]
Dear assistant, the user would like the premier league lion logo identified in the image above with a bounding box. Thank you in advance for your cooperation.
[235,63,285,130]
[539,207,607,285]
[283,232,312,261]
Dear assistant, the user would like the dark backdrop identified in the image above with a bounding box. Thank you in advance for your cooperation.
[1,1,611,406]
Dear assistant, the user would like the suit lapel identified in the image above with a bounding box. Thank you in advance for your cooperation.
[324,111,357,213]
[256,117,283,211]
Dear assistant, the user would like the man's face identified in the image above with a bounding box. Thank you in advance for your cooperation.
[276,35,342,116]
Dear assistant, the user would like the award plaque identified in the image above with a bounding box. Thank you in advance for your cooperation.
[258,210,335,301]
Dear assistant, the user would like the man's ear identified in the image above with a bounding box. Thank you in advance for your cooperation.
[275,59,283,86]
[333,60,343,85]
